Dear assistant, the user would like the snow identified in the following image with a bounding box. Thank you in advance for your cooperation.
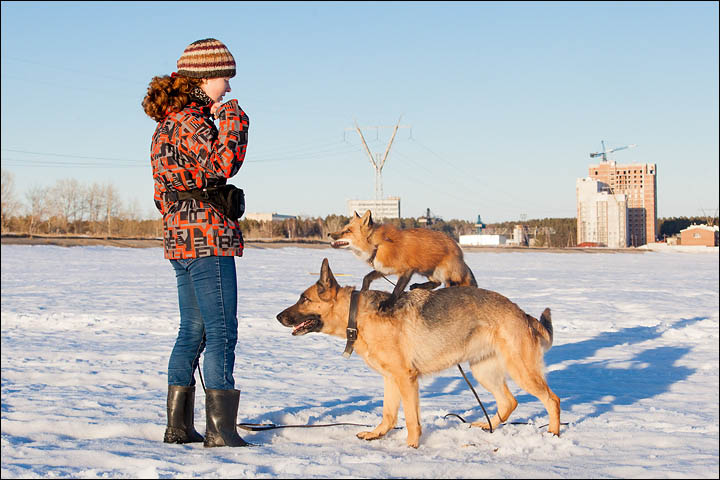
[1,244,718,479]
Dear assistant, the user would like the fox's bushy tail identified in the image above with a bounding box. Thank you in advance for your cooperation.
[467,266,478,287]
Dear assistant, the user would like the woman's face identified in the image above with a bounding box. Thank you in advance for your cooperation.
[201,77,231,103]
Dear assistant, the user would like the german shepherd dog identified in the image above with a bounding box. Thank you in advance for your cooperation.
[328,210,477,310]
[276,258,561,448]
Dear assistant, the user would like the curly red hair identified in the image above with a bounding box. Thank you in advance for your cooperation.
[142,75,204,123]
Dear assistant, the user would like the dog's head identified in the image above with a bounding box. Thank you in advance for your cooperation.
[327,210,374,250]
[276,258,342,336]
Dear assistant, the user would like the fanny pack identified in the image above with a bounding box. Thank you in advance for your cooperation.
[164,184,245,221]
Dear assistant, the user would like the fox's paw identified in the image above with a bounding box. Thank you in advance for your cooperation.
[378,299,395,311]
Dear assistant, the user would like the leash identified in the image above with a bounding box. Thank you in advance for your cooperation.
[450,364,494,433]
[236,422,399,431]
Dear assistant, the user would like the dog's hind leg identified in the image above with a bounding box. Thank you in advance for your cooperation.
[357,375,401,442]
[504,354,561,436]
[468,357,518,432]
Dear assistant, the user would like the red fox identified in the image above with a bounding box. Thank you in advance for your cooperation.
[328,210,477,310]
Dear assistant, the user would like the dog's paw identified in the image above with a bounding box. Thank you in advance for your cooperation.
[471,420,492,431]
[357,431,382,441]
[406,439,419,448]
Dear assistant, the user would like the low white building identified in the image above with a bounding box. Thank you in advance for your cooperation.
[459,234,507,246]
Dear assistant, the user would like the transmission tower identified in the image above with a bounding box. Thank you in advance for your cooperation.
[345,117,411,201]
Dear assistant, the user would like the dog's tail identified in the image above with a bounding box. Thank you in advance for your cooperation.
[528,308,553,351]
[538,308,553,351]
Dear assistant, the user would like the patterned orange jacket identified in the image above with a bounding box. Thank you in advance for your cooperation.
[151,98,249,259]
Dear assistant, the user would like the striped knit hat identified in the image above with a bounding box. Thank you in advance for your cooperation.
[176,38,236,79]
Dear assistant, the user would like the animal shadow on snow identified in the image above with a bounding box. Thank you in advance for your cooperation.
[425,316,703,424]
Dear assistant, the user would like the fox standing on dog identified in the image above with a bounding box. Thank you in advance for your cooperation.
[329,210,477,309]
[277,258,561,448]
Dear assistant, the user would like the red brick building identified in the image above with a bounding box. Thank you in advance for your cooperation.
[589,162,657,246]
[680,225,719,246]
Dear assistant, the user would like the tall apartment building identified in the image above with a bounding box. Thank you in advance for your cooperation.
[588,162,657,246]
[576,178,628,248]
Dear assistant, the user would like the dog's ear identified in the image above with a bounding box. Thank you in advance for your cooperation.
[317,258,338,296]
[354,211,360,218]
[361,210,373,227]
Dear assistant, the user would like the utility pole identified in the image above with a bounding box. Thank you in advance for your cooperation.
[701,207,719,226]
[345,117,411,201]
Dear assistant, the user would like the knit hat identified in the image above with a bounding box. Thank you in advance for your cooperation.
[176,38,236,79]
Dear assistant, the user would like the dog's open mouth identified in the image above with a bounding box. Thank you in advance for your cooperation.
[291,316,322,336]
[331,241,349,249]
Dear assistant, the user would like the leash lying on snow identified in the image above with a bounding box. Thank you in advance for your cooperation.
[236,422,401,432]
[444,414,570,431]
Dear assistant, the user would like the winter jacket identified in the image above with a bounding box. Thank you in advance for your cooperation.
[151,97,249,259]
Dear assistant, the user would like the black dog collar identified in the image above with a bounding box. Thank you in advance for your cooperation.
[342,290,361,358]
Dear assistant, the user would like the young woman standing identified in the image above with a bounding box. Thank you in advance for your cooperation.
[142,38,250,447]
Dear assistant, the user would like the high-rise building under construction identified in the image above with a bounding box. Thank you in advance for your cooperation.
[588,162,657,246]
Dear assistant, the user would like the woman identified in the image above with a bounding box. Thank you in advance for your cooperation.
[142,38,250,448]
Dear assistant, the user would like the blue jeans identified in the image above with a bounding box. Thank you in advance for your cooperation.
[168,256,238,390]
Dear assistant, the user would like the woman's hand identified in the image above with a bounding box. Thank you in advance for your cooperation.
[210,102,222,116]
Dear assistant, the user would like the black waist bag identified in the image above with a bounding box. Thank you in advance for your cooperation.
[169,185,245,221]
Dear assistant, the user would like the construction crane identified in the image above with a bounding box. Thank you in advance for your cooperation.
[590,140,637,162]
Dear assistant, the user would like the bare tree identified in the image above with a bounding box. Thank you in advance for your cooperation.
[25,185,49,236]
[49,178,85,233]
[85,182,106,232]
[102,183,122,237]
[1,169,21,232]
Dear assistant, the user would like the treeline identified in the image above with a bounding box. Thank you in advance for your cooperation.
[2,170,714,242]
[238,215,480,241]
[1,171,159,237]
[658,216,717,238]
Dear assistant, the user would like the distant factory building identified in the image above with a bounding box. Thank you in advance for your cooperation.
[588,161,657,246]
[244,213,297,222]
[576,178,628,248]
[347,197,401,219]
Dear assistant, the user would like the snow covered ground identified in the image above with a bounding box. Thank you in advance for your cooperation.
[1,244,718,478]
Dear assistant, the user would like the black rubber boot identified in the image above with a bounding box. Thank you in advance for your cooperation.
[204,388,250,447]
[163,385,204,444]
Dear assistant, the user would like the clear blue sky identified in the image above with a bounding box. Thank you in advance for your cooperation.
[1,1,718,223]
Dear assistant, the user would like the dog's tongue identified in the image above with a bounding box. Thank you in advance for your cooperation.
[292,320,311,334]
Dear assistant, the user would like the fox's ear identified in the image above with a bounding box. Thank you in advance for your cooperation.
[317,258,338,295]
[361,210,373,227]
